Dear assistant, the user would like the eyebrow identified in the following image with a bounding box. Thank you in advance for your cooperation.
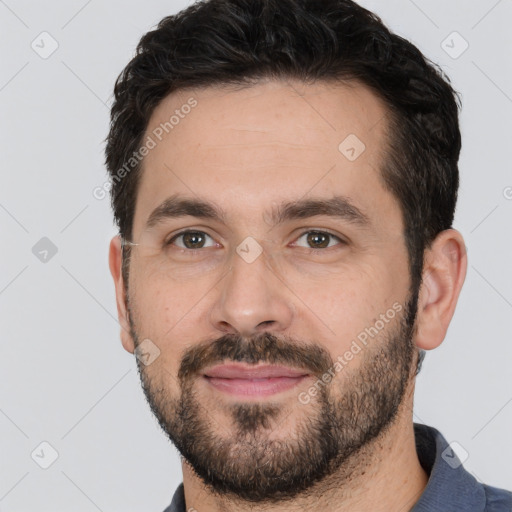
[145,194,371,230]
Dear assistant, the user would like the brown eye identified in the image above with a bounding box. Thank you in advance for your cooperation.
[168,231,215,249]
[295,231,343,249]
[307,232,329,248]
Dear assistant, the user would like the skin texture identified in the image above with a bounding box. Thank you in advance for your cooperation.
[109,79,467,511]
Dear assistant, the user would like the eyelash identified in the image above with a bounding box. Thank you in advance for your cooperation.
[164,229,346,252]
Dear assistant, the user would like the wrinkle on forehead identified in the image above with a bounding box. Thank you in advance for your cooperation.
[148,79,387,142]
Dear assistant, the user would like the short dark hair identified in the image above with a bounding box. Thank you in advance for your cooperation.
[105,0,461,372]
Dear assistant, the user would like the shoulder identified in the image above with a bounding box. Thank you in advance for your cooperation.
[483,483,512,511]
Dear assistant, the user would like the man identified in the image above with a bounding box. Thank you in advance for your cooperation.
[106,0,512,510]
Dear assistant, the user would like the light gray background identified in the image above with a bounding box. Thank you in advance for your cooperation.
[1,0,511,510]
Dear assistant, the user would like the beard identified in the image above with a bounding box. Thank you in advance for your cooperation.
[128,292,419,504]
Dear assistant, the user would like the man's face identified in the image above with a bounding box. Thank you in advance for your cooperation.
[122,80,419,501]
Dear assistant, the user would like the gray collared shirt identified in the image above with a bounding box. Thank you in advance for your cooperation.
[162,422,512,511]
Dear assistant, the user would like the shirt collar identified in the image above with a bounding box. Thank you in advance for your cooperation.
[411,422,486,511]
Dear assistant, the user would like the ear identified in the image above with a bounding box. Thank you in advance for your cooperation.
[108,235,135,354]
[415,229,468,351]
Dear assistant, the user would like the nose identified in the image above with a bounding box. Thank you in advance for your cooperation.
[208,245,294,337]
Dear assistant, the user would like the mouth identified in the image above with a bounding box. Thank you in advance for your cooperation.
[202,363,310,397]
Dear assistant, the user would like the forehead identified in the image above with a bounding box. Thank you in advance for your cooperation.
[133,79,399,237]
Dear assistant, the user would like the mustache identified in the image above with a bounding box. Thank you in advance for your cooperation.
[178,332,334,383]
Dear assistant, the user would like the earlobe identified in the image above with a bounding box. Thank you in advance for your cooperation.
[108,235,135,354]
[414,229,468,351]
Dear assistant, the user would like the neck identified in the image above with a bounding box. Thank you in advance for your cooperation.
[181,383,428,512]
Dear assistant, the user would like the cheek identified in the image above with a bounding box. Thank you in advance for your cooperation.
[129,269,203,359]
[132,257,198,312]
[296,258,406,353]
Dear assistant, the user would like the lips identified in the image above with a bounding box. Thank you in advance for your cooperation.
[203,363,309,379]
[202,363,310,397]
